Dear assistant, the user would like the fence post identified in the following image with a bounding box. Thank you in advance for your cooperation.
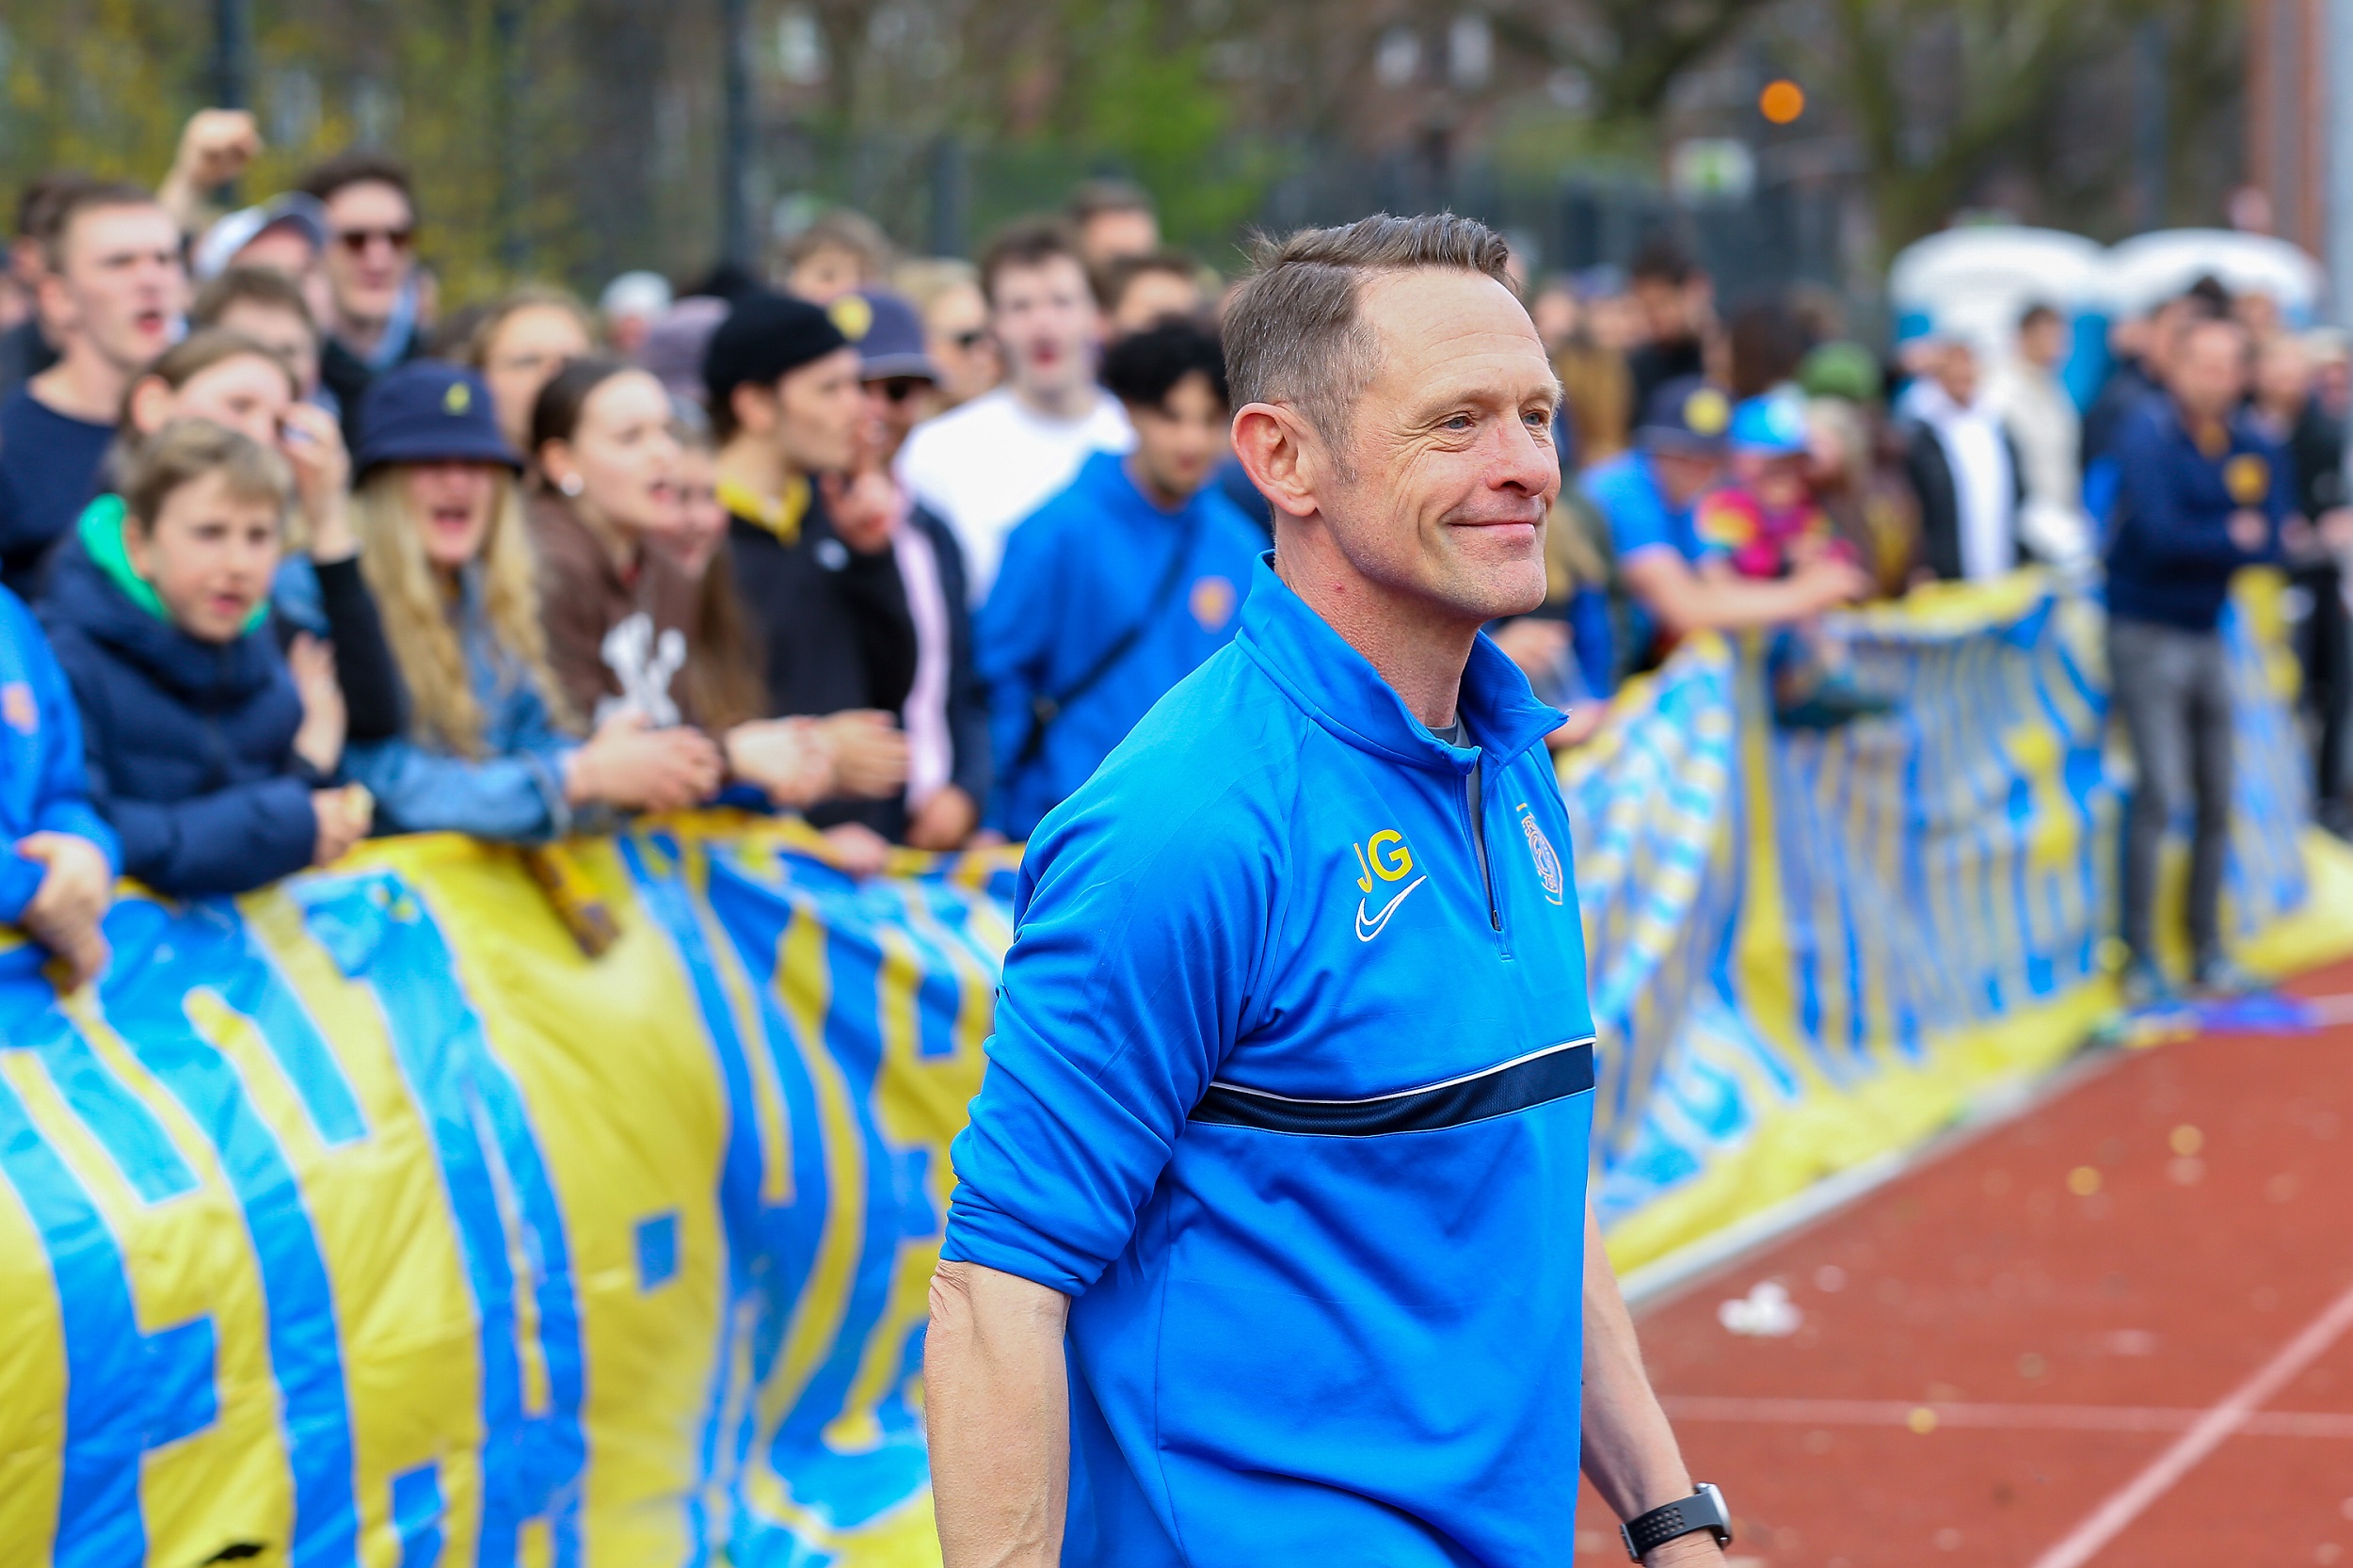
[720,0,757,267]
[928,134,967,259]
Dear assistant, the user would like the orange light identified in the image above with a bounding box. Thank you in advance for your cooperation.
[1759,79,1805,125]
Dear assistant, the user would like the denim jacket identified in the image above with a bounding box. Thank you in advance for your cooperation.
[344,568,581,841]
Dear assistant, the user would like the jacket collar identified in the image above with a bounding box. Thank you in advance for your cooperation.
[44,534,282,706]
[1234,552,1562,776]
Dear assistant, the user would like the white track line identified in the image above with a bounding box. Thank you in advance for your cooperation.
[1658,1394,2353,1438]
[2025,1279,2353,1568]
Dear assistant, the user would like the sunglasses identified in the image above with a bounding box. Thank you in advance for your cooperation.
[872,376,932,404]
[333,226,415,255]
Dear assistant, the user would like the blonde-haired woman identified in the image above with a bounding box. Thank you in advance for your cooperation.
[343,359,722,838]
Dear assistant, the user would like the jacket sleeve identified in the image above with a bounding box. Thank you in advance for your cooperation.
[834,536,919,714]
[102,771,319,895]
[310,555,408,743]
[973,518,1063,833]
[940,763,1282,1294]
[343,737,569,841]
[0,611,119,923]
[2113,419,2262,569]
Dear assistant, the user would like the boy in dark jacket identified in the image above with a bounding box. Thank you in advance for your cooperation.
[1,583,118,985]
[40,419,370,896]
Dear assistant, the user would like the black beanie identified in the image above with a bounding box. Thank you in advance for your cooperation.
[701,291,852,410]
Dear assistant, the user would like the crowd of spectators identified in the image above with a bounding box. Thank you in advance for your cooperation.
[0,108,2345,1007]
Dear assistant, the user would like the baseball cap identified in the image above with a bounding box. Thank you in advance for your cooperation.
[192,193,329,281]
[600,269,673,322]
[353,360,520,475]
[1727,392,1810,457]
[701,292,851,411]
[1635,376,1732,453]
[830,288,937,382]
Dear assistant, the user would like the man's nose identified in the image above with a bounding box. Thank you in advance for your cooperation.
[1491,413,1560,496]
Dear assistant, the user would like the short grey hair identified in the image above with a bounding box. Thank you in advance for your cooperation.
[1222,213,1513,448]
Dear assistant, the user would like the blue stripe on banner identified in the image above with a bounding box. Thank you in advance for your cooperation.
[390,1461,444,1568]
[616,833,762,1567]
[636,1212,680,1289]
[26,1018,198,1204]
[142,1317,217,1448]
[96,898,360,1567]
[293,872,585,1567]
[0,1072,152,1566]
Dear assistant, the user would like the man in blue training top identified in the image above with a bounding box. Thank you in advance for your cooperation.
[2106,312,2287,1002]
[1582,375,1864,675]
[0,583,118,988]
[977,316,1266,839]
[928,216,1727,1568]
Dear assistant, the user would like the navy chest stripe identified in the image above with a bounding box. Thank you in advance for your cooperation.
[1190,1037,1595,1137]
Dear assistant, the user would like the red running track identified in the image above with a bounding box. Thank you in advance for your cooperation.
[1581,958,2353,1567]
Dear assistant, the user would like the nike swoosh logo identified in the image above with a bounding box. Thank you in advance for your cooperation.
[1354,875,1428,942]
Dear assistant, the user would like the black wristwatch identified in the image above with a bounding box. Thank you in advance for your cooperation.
[1621,1482,1732,1560]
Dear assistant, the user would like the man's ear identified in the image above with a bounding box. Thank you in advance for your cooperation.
[1231,402,1323,524]
[127,377,170,440]
[729,380,777,440]
[121,514,155,580]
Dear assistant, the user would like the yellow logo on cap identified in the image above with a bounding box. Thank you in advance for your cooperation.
[1684,387,1730,437]
[828,294,873,342]
[2224,453,2269,505]
[444,381,472,415]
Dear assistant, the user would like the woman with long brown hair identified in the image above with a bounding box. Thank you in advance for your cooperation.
[527,356,843,810]
[342,358,723,838]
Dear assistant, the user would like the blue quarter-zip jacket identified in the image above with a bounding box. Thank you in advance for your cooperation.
[2105,395,2288,632]
[976,451,1266,840]
[945,557,1598,1566]
[0,584,118,924]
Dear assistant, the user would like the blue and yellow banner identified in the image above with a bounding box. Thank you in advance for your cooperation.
[2,571,2349,1563]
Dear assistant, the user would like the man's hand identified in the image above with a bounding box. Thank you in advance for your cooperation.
[310,785,373,868]
[279,405,358,561]
[1794,553,1871,613]
[169,109,264,193]
[905,785,980,852]
[2228,507,2272,553]
[568,712,726,812]
[821,821,893,878]
[818,711,910,799]
[723,717,835,809]
[288,633,348,775]
[1488,617,1570,684]
[15,833,114,990]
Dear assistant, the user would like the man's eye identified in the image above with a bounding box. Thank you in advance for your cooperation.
[1445,415,1475,431]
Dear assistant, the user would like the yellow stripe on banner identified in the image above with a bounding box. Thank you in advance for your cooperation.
[747,903,868,1522]
[240,884,488,1568]
[28,1002,288,1565]
[0,1119,67,1567]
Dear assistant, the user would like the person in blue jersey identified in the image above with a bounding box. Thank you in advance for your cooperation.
[1584,375,1865,675]
[0,584,118,988]
[928,216,1730,1568]
[976,317,1267,840]
[2107,314,2289,1004]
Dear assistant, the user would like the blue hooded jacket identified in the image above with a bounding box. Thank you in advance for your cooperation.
[0,584,119,924]
[40,537,319,896]
[977,450,1265,840]
[945,558,1599,1565]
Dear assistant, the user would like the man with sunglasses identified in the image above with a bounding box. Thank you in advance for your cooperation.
[296,152,425,440]
[830,287,990,851]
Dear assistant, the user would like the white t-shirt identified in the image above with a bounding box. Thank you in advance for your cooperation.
[895,386,1133,601]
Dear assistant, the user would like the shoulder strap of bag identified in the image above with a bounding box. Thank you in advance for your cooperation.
[1016,512,1201,769]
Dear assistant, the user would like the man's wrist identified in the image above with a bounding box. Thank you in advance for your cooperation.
[1642,1534,1724,1567]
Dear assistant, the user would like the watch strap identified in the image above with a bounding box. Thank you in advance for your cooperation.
[1620,1482,1732,1560]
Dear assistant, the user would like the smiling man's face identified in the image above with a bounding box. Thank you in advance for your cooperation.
[1312,268,1561,629]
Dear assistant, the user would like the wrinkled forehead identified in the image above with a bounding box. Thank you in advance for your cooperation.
[1354,268,1558,407]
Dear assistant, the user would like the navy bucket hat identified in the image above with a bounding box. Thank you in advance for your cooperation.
[353,360,522,475]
